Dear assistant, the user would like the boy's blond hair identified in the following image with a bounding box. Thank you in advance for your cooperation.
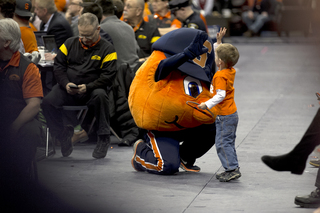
[216,43,239,68]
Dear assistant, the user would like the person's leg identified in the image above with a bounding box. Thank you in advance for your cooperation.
[248,14,271,34]
[241,11,255,29]
[86,88,111,159]
[262,107,320,174]
[179,123,216,171]
[215,112,239,171]
[41,84,76,157]
[3,119,41,180]
[132,131,180,175]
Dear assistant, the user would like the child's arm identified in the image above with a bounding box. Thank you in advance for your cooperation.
[198,89,226,110]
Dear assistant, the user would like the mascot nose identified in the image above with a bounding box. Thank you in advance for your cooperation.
[186,101,216,124]
[193,108,216,123]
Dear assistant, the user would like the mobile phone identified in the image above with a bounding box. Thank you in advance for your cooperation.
[69,84,79,89]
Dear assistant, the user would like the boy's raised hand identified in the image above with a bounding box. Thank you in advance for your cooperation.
[216,27,227,44]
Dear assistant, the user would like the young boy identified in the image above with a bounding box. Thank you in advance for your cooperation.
[198,27,240,182]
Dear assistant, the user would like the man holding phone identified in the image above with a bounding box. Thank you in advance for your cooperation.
[41,13,117,159]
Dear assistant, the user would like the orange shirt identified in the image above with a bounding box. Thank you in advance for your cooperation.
[212,67,237,115]
[0,51,43,99]
[55,0,66,12]
[29,22,38,31]
[144,11,182,28]
[20,26,38,53]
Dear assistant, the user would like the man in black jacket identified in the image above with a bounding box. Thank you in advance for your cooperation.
[41,13,117,159]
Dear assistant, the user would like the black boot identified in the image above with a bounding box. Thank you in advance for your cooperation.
[295,188,320,208]
[92,135,110,159]
[59,125,74,157]
[261,153,306,175]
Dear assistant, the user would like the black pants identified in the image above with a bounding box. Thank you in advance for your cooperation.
[289,108,320,166]
[0,118,41,181]
[41,84,111,138]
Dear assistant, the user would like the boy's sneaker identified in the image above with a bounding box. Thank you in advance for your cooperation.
[218,167,241,182]
[131,139,144,172]
[180,159,200,172]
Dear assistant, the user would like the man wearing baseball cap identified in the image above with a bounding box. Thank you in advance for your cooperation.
[14,0,39,54]
[169,0,207,32]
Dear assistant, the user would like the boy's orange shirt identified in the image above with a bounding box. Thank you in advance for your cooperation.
[212,67,237,115]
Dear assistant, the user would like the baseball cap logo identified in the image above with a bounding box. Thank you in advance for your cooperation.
[25,3,29,10]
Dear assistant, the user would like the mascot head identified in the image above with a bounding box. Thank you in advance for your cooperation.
[129,28,217,131]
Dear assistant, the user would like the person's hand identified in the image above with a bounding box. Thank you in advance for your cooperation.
[66,82,79,95]
[184,31,209,59]
[198,103,207,110]
[216,27,227,44]
[77,84,86,94]
[248,10,254,19]
[44,53,57,61]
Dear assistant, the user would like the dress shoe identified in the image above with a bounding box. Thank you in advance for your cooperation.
[92,135,110,159]
[72,130,89,145]
[60,125,74,157]
[261,154,305,174]
[295,188,320,208]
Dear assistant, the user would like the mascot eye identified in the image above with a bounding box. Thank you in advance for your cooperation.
[184,76,203,98]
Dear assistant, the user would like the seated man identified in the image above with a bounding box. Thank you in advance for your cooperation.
[41,13,117,159]
[0,19,43,180]
[123,0,161,59]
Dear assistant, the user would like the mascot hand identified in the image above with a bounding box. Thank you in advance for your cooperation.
[183,31,209,59]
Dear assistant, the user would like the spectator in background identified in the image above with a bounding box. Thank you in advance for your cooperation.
[35,0,73,49]
[14,0,38,54]
[123,0,160,59]
[169,0,207,32]
[242,0,277,37]
[54,0,67,12]
[99,0,140,71]
[192,0,214,17]
[0,18,43,181]
[41,13,117,159]
[65,0,83,26]
[145,0,181,35]
[0,0,16,19]
[113,0,124,18]
[35,0,73,94]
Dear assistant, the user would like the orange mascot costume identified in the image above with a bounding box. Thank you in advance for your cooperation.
[129,28,217,175]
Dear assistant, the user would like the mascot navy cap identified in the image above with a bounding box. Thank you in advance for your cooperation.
[152,28,215,83]
[15,0,32,17]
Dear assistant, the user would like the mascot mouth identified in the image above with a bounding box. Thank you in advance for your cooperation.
[165,115,186,129]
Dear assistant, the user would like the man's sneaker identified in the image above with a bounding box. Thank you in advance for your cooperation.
[309,158,320,168]
[295,188,320,208]
[92,135,110,159]
[216,171,227,180]
[60,125,74,157]
[180,159,200,172]
[218,167,241,182]
[131,139,144,171]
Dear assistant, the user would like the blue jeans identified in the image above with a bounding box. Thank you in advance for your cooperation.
[242,12,272,33]
[215,111,239,171]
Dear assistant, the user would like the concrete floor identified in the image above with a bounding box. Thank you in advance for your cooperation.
[32,37,320,213]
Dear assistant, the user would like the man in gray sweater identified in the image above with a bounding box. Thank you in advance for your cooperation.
[99,0,140,72]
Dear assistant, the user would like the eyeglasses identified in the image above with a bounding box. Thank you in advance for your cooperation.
[79,29,98,40]
[124,4,138,9]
